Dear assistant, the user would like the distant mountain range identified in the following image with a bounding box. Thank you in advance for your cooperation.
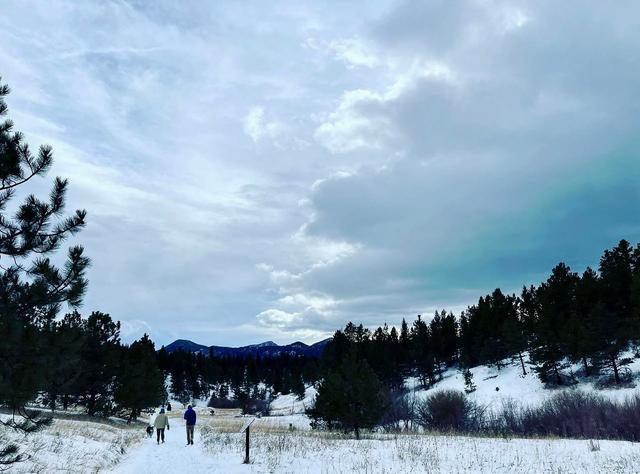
[162,338,331,358]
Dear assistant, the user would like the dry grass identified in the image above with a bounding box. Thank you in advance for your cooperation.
[1,415,140,473]
[194,410,640,473]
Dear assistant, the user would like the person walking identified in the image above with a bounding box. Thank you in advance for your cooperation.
[154,408,170,444]
[183,405,197,445]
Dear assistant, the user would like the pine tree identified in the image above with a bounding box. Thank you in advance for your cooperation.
[594,241,636,383]
[399,318,410,366]
[502,294,528,376]
[565,268,601,376]
[170,367,190,406]
[42,311,85,411]
[292,375,306,400]
[410,316,436,387]
[312,354,386,439]
[462,368,476,394]
[77,312,121,416]
[115,334,165,422]
[440,311,459,366]
[0,77,88,466]
[529,263,578,385]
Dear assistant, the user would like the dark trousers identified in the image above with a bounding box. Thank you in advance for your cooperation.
[156,428,165,443]
[186,425,195,444]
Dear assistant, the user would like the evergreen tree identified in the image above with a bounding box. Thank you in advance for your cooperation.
[77,312,121,416]
[312,354,386,439]
[115,334,165,421]
[439,311,459,366]
[411,316,436,387]
[42,311,85,411]
[0,77,88,466]
[594,241,636,383]
[218,383,229,399]
[399,318,410,367]
[170,366,190,406]
[292,375,306,400]
[565,268,601,376]
[462,368,476,394]
[502,294,528,376]
[529,263,578,385]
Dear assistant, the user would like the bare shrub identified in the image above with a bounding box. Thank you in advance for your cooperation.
[416,390,484,432]
[486,398,524,436]
[487,391,640,441]
[379,389,416,433]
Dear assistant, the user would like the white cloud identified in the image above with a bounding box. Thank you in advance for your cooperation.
[314,61,455,154]
[256,308,302,328]
[243,106,285,144]
[329,37,379,68]
[2,0,639,345]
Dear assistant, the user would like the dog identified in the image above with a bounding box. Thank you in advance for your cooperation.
[146,425,154,438]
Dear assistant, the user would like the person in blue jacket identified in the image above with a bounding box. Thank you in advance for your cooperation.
[184,405,197,445]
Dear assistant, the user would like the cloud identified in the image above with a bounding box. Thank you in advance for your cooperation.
[329,37,379,69]
[314,61,455,154]
[2,0,639,346]
[265,0,640,332]
[243,106,285,144]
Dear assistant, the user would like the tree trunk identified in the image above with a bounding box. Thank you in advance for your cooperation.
[553,362,562,385]
[611,355,620,384]
[88,391,96,416]
[518,352,527,376]
[582,357,590,376]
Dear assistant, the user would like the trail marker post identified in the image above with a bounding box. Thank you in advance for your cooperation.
[240,417,256,464]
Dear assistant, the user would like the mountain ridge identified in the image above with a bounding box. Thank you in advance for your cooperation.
[163,337,331,358]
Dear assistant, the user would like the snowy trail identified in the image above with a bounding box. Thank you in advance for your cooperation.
[110,423,246,474]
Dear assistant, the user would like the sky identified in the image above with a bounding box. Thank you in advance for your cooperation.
[1,0,639,347]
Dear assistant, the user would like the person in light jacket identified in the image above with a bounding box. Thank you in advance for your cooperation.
[154,408,170,444]
[183,405,197,445]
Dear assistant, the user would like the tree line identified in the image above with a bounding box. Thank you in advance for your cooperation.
[312,239,640,435]
[157,346,320,412]
[322,239,640,387]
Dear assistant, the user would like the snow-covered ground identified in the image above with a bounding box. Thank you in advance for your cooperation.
[407,352,640,410]
[109,406,640,474]
[6,399,640,473]
[114,421,640,473]
[269,386,317,416]
[9,357,640,473]
[0,414,139,473]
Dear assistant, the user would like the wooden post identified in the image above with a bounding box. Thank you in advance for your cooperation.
[240,417,255,464]
[244,425,250,464]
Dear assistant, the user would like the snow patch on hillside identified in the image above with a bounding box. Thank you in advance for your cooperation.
[408,352,640,409]
[270,386,317,416]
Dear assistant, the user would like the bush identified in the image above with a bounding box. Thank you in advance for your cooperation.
[416,390,483,432]
[379,388,416,432]
[487,390,640,441]
[207,395,270,415]
[208,397,240,409]
[407,388,640,441]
